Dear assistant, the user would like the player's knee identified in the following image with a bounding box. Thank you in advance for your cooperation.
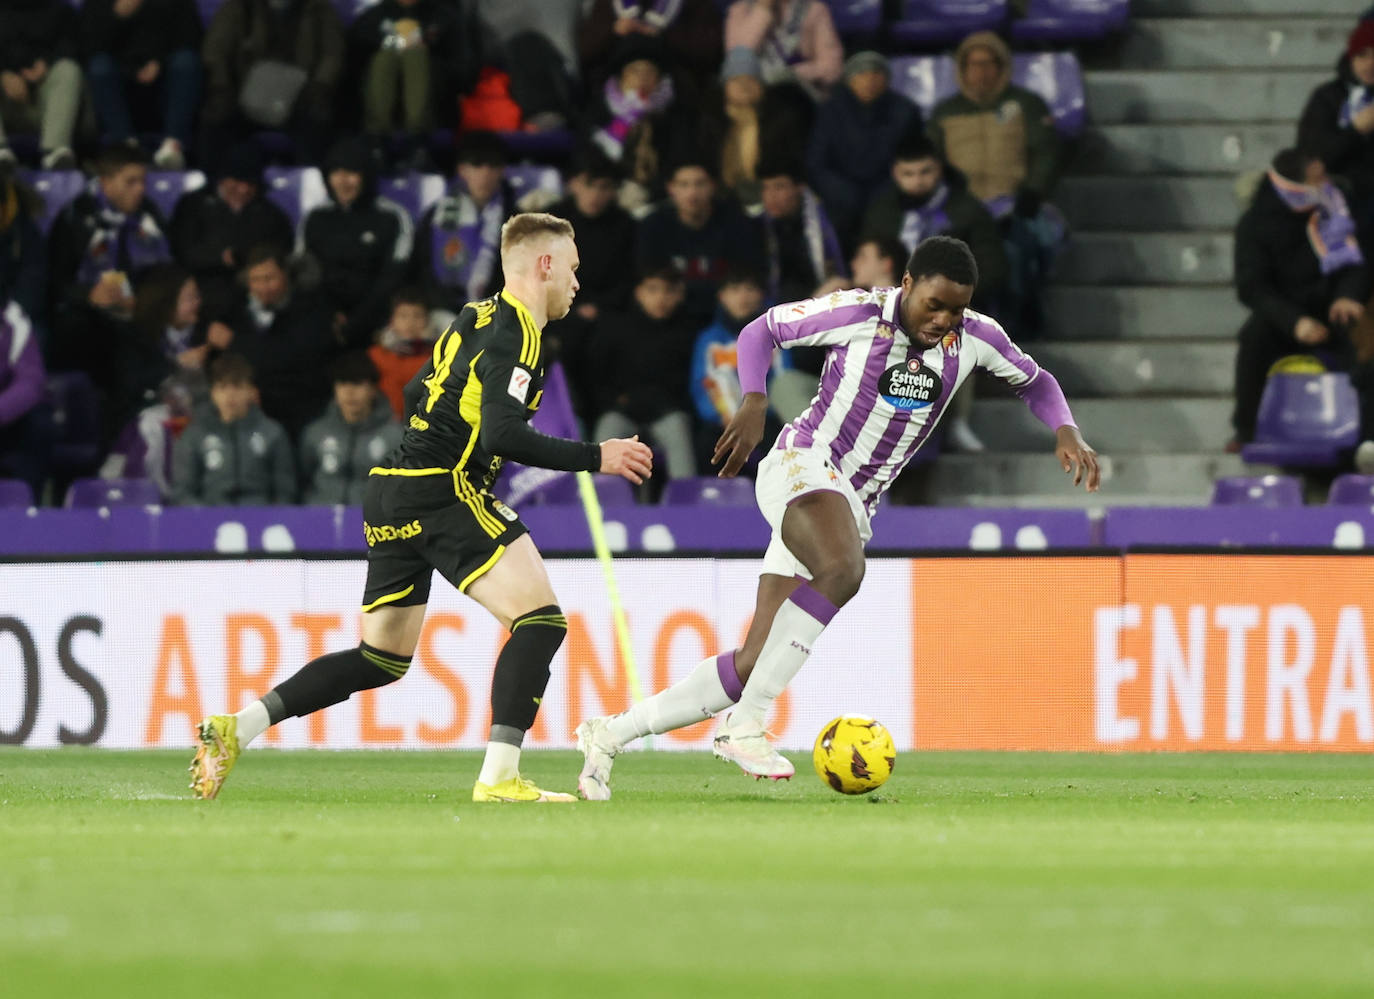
[811,556,864,607]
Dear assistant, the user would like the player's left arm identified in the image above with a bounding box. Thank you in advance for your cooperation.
[968,322,1100,492]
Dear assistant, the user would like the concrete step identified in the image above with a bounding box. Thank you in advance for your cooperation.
[925,451,1252,504]
[1043,285,1245,340]
[1073,123,1293,175]
[1133,0,1354,15]
[969,397,1232,452]
[1058,176,1243,230]
[1054,232,1233,285]
[1084,70,1326,124]
[1115,18,1350,71]
[1026,340,1236,396]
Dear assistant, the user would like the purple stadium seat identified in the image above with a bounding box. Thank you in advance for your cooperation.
[196,0,223,27]
[825,0,883,37]
[1328,474,1374,505]
[378,172,447,222]
[660,476,757,506]
[65,477,163,509]
[47,371,102,475]
[263,166,328,231]
[145,170,207,220]
[887,55,959,120]
[0,479,34,508]
[1210,475,1304,508]
[15,168,86,233]
[504,164,564,205]
[495,129,576,160]
[890,0,1008,49]
[1240,373,1361,468]
[1011,52,1086,138]
[516,474,636,508]
[1011,0,1129,43]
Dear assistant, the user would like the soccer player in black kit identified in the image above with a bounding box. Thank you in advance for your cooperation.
[190,213,654,802]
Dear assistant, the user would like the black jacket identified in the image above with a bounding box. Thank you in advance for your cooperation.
[1235,178,1372,336]
[226,289,340,441]
[1297,57,1374,202]
[170,189,294,323]
[80,0,202,71]
[637,199,765,324]
[347,0,485,122]
[808,85,923,196]
[0,0,77,72]
[588,301,698,422]
[547,195,636,311]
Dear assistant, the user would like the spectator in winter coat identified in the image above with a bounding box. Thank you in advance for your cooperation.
[300,136,414,350]
[47,145,173,396]
[298,352,403,504]
[0,298,51,500]
[200,0,345,166]
[807,50,922,251]
[689,269,772,431]
[350,0,484,165]
[0,0,82,169]
[368,286,436,417]
[637,159,766,325]
[169,142,294,323]
[579,0,723,100]
[1231,148,1370,446]
[81,0,202,169]
[1297,19,1374,241]
[589,265,699,480]
[411,132,516,318]
[172,352,296,505]
[227,244,339,441]
[756,158,845,305]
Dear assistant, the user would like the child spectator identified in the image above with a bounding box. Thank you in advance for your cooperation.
[756,158,845,304]
[80,0,202,169]
[589,265,698,480]
[300,136,413,350]
[171,352,296,505]
[368,286,436,417]
[298,352,403,505]
[0,0,81,169]
[0,298,52,500]
[691,269,791,440]
[849,235,905,290]
[412,132,516,319]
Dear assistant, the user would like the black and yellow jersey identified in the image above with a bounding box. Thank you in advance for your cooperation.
[375,289,600,489]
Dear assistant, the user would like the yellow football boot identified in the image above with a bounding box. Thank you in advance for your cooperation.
[472,775,576,803]
[189,715,240,800]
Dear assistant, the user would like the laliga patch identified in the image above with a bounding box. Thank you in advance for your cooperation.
[878,357,942,410]
[508,368,531,404]
[492,499,519,522]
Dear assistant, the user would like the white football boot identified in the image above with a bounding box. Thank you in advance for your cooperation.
[712,711,795,780]
[575,716,619,801]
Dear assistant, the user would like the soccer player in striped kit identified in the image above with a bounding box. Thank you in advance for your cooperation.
[576,235,1100,798]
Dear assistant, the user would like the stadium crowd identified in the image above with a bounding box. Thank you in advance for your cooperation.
[8,0,1373,507]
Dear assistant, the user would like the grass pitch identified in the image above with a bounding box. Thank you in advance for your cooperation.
[2,750,1373,998]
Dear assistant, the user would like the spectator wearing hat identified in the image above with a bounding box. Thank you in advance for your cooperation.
[722,0,842,99]
[0,0,82,169]
[579,0,723,100]
[1298,18,1374,241]
[807,50,922,252]
[169,142,295,324]
[299,136,414,351]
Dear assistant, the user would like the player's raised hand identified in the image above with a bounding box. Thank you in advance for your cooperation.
[1055,425,1100,492]
[600,435,653,484]
[713,393,768,478]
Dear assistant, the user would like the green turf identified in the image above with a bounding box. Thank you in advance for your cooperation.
[2,750,1373,998]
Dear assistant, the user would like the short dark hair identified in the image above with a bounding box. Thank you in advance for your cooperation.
[331,351,380,386]
[718,267,765,291]
[667,157,717,184]
[756,157,805,184]
[893,131,940,165]
[858,236,908,272]
[1272,147,1320,183]
[209,352,254,387]
[570,145,623,184]
[242,243,290,272]
[391,285,428,311]
[95,143,148,177]
[637,263,685,286]
[457,131,509,168]
[906,235,978,287]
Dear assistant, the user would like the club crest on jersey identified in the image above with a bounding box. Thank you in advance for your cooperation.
[878,357,942,410]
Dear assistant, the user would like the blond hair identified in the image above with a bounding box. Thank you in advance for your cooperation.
[500,213,576,256]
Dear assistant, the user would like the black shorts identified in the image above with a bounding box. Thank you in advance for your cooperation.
[360,470,529,611]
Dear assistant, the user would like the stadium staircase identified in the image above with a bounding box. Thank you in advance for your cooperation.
[927,0,1354,507]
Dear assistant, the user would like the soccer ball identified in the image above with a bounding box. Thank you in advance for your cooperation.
[812,715,896,795]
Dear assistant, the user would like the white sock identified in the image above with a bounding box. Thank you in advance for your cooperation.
[477,741,521,785]
[233,700,271,747]
[604,652,742,747]
[733,582,837,729]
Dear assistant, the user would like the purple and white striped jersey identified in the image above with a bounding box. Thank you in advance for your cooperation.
[738,287,1075,516]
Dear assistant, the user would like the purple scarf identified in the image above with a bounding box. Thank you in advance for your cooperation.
[75,188,171,288]
[428,187,505,299]
[764,186,845,300]
[1269,169,1366,275]
[898,183,951,252]
[1338,82,1374,129]
[592,74,675,160]
[612,0,683,28]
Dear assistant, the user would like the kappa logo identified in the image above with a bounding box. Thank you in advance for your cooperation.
[789,480,808,494]
[785,463,804,478]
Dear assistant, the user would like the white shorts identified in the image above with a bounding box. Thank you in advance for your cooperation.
[754,445,872,580]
